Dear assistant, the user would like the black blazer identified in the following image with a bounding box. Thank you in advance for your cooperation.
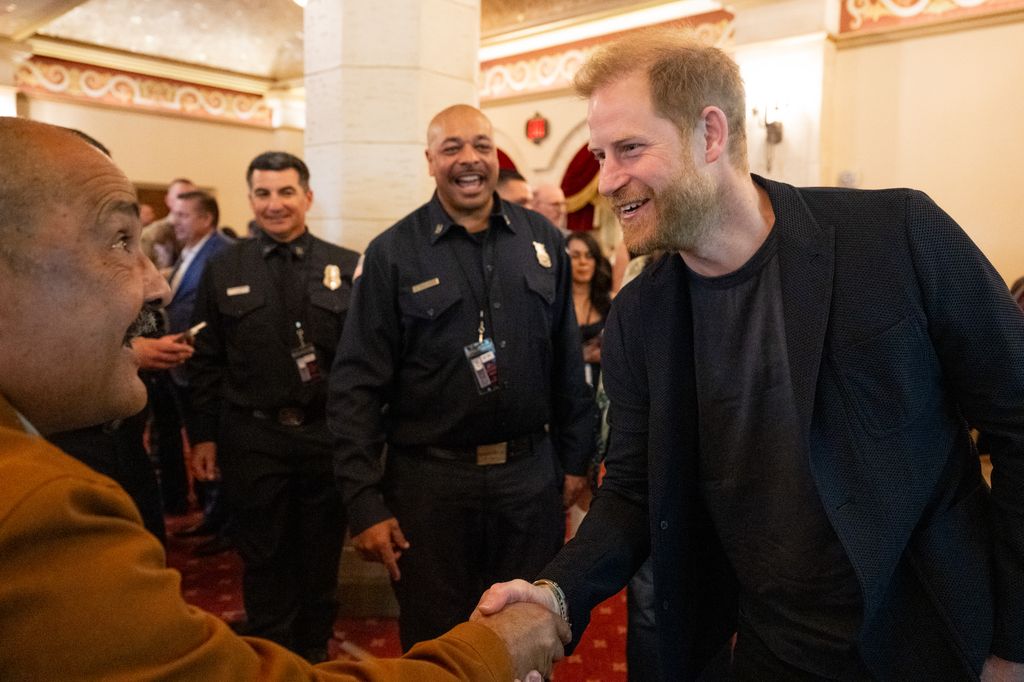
[544,177,1024,680]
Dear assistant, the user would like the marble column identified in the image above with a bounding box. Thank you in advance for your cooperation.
[303,0,481,251]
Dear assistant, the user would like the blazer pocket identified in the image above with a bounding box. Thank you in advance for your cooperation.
[909,482,993,666]
[831,314,939,437]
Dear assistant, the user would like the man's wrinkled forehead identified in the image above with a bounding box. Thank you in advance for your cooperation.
[5,122,131,224]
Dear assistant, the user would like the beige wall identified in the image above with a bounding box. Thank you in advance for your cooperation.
[483,95,589,186]
[23,97,304,233]
[827,20,1024,285]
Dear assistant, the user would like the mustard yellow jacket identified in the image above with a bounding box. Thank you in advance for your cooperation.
[0,397,512,681]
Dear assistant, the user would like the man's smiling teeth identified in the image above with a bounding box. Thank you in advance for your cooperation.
[619,199,647,215]
[455,174,484,188]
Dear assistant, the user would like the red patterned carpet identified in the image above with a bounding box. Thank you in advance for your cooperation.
[166,514,627,680]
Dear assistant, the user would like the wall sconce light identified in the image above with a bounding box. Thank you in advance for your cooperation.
[752,103,785,172]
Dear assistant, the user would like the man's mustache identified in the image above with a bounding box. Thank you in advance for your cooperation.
[124,307,159,344]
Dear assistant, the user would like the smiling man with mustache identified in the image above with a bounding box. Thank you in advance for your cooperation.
[329,104,596,651]
[0,117,568,681]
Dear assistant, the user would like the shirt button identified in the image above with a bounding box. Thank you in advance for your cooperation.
[493,301,501,309]
[486,264,494,272]
[662,600,670,611]
[660,520,668,530]
[499,340,507,348]
[427,308,435,317]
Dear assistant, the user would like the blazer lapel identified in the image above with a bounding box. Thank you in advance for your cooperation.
[762,178,835,442]
[171,235,217,303]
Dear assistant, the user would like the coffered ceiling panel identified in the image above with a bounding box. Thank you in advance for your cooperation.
[38,0,304,79]
[481,0,643,36]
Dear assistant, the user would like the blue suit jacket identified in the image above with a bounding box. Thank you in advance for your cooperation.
[166,232,231,335]
[545,177,1024,680]
[165,232,230,385]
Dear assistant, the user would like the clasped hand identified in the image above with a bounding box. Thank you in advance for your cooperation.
[472,579,568,681]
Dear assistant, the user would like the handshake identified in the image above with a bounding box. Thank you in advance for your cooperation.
[470,579,571,682]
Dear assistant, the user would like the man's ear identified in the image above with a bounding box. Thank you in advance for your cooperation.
[700,105,729,165]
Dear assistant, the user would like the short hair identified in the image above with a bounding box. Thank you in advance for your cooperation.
[573,28,748,168]
[176,190,219,228]
[246,151,310,191]
[497,168,527,187]
[169,177,195,187]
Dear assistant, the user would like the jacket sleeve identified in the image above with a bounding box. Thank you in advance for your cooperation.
[327,241,400,535]
[905,191,1024,662]
[186,260,225,444]
[541,282,651,650]
[0,449,512,680]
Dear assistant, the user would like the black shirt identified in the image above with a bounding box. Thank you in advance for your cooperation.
[689,228,868,679]
[328,192,596,534]
[188,229,360,444]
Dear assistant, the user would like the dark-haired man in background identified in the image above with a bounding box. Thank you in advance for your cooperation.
[496,168,534,209]
[189,151,360,661]
[162,190,231,546]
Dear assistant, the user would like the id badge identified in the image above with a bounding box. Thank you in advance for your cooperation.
[464,338,500,394]
[290,342,322,384]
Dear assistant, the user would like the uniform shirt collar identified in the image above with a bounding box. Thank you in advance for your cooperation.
[427,191,515,245]
[259,228,310,260]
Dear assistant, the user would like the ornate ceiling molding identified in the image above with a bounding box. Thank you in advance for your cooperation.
[480,11,734,102]
[27,36,272,93]
[16,55,273,127]
[839,0,1024,36]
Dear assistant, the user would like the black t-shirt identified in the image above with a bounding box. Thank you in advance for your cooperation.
[689,228,870,680]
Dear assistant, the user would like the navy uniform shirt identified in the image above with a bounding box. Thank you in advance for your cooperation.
[328,192,596,534]
[188,229,360,444]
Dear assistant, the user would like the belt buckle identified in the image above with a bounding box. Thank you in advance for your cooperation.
[277,407,304,427]
[475,442,507,466]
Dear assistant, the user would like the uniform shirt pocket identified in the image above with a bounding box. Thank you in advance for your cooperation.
[308,285,352,350]
[524,268,556,305]
[216,285,265,318]
[397,280,464,358]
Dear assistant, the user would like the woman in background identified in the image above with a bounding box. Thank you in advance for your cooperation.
[566,232,612,388]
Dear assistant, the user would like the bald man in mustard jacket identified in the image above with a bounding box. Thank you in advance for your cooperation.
[0,117,567,681]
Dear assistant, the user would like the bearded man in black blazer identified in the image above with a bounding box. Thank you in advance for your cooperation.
[476,29,1024,681]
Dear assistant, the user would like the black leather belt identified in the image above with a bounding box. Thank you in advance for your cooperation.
[401,432,546,465]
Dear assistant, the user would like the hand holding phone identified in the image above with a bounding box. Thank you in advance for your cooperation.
[180,321,207,346]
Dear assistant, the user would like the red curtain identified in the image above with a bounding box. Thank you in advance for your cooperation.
[497,148,517,171]
[560,144,599,233]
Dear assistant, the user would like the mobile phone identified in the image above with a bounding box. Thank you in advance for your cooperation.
[180,321,207,345]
